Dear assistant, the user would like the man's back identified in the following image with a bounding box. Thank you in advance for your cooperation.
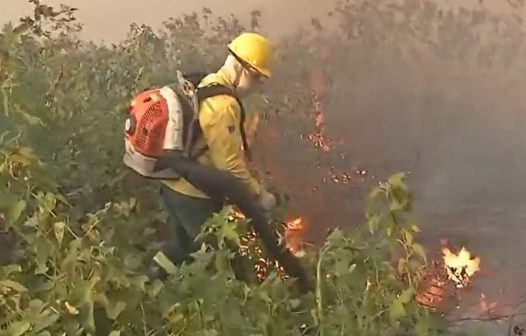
[161,70,261,199]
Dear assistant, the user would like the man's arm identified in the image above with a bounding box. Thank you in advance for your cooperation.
[199,97,262,197]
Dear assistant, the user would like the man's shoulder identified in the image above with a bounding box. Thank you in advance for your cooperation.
[198,82,240,114]
[197,71,241,121]
[199,92,240,125]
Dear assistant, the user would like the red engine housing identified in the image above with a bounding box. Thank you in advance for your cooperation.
[124,89,170,157]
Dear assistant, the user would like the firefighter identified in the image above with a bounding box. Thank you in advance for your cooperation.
[150,32,277,277]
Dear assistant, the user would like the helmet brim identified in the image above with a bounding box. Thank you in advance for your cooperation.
[229,49,271,79]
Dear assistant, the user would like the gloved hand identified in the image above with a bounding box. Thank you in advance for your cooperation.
[258,189,277,211]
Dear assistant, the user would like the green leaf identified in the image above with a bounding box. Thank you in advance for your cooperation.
[326,228,345,246]
[0,279,28,292]
[386,224,393,236]
[124,253,142,269]
[32,309,60,333]
[28,299,45,313]
[11,22,31,36]
[219,221,241,247]
[289,299,301,310]
[53,221,65,246]
[129,275,149,291]
[61,238,82,274]
[398,259,407,274]
[415,319,429,336]
[169,313,184,324]
[411,224,421,233]
[10,147,36,165]
[388,172,407,187]
[105,300,126,320]
[398,288,414,304]
[203,330,218,336]
[404,230,413,246]
[33,236,52,275]
[36,332,52,336]
[70,276,100,331]
[39,193,57,214]
[389,300,406,321]
[334,260,350,276]
[367,215,380,234]
[412,243,427,263]
[5,200,26,224]
[259,290,272,303]
[1,264,22,276]
[15,104,46,127]
[109,331,121,336]
[6,320,31,336]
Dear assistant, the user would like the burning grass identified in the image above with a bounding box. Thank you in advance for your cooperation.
[442,246,481,289]
[417,245,482,313]
[228,207,308,280]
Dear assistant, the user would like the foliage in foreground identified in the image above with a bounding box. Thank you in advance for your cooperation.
[0,141,445,336]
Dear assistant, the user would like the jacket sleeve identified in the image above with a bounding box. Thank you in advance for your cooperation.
[199,97,263,197]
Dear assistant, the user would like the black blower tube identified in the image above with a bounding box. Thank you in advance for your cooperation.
[164,152,311,292]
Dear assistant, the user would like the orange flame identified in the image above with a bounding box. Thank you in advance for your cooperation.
[442,246,481,288]
[227,208,245,221]
[416,274,447,310]
[284,217,306,257]
[228,207,307,280]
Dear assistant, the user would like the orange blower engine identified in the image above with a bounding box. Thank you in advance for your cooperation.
[123,72,197,179]
[123,71,250,180]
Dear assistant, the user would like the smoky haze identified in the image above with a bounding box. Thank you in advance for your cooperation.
[0,0,523,41]
[245,0,526,319]
[302,0,526,318]
[0,0,340,41]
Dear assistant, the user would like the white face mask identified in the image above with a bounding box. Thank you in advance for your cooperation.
[235,65,265,97]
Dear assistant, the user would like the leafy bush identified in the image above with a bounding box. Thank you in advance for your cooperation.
[0,140,446,335]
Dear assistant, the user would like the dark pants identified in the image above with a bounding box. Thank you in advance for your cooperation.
[158,184,222,266]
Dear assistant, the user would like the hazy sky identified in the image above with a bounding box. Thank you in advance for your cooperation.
[1,0,339,42]
[0,0,521,43]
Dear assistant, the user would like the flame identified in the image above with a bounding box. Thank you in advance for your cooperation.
[416,275,447,310]
[228,208,308,280]
[415,246,481,312]
[284,217,306,257]
[441,246,481,288]
[307,69,332,152]
[227,208,245,221]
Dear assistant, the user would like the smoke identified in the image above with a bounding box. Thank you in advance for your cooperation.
[280,0,526,222]
[322,1,526,223]
[0,0,340,42]
[249,0,526,309]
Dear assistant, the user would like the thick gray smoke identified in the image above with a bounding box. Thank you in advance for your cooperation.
[306,0,526,311]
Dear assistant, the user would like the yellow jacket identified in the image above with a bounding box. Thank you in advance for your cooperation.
[161,69,262,198]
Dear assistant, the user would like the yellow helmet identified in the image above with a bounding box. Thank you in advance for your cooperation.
[228,32,272,78]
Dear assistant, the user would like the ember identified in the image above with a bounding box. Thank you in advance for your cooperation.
[228,208,308,280]
[307,132,331,151]
[442,246,481,288]
[416,262,448,310]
